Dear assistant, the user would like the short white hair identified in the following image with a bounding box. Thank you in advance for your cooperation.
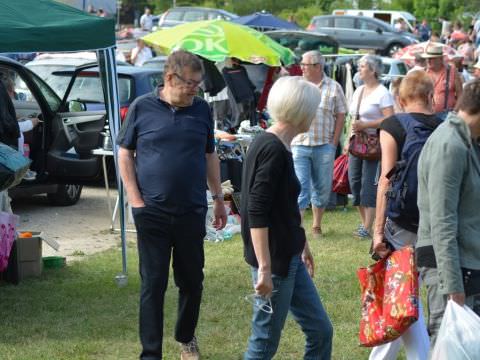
[267,76,321,127]
[302,50,325,68]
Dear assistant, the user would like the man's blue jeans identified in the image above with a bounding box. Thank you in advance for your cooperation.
[244,255,333,360]
[292,144,336,210]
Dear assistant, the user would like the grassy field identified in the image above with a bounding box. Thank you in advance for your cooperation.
[0,207,407,360]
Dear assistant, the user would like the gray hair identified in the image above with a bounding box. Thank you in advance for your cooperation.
[302,50,325,68]
[267,76,321,128]
[359,54,383,79]
[164,50,203,76]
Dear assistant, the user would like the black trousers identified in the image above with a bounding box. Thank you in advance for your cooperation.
[133,206,206,360]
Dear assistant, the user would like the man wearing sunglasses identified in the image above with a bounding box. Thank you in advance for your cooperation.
[117,50,227,360]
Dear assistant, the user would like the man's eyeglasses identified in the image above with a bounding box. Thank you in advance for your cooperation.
[300,63,319,67]
[173,73,202,88]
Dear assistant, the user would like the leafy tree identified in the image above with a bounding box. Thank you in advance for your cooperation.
[358,0,373,9]
[388,0,414,13]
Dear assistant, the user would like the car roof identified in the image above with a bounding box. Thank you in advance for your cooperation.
[265,29,339,46]
[27,58,95,67]
[0,55,25,66]
[55,65,162,76]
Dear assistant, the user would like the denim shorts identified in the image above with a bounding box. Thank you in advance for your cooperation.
[292,144,336,210]
[347,153,379,208]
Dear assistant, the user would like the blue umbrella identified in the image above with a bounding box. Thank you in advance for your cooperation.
[233,11,301,31]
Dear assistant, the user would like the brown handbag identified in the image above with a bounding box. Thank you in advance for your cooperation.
[348,88,381,161]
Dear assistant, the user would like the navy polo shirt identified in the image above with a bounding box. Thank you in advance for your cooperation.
[117,90,215,215]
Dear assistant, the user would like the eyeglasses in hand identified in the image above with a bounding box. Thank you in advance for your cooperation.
[244,290,278,314]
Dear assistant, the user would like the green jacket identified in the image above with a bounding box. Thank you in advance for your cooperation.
[417,112,480,295]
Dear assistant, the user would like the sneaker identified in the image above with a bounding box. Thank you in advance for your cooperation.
[354,227,371,239]
[23,169,37,181]
[352,224,365,236]
[180,336,200,360]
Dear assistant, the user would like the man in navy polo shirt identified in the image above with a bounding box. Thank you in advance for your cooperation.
[117,50,227,360]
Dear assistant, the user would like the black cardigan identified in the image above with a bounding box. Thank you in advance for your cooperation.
[241,132,306,277]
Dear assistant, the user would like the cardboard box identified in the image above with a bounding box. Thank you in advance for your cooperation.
[16,232,43,279]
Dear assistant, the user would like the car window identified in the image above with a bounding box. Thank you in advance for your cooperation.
[183,10,206,22]
[271,34,336,56]
[357,19,377,31]
[314,18,330,28]
[27,64,75,97]
[334,17,355,29]
[396,62,408,75]
[165,10,183,21]
[148,73,163,90]
[207,11,222,20]
[50,74,132,104]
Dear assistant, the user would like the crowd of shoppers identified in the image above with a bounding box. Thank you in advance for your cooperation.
[108,11,480,357]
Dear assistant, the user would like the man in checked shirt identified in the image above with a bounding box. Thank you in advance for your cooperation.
[291,50,347,237]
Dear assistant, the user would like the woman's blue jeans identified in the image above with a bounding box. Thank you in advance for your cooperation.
[244,255,333,360]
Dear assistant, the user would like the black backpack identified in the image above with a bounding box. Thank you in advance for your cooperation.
[385,113,440,230]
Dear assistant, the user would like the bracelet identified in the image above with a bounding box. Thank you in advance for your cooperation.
[212,193,224,201]
[258,269,271,274]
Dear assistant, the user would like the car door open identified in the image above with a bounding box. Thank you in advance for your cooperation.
[47,63,107,179]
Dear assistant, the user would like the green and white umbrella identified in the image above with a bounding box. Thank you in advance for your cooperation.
[143,19,295,66]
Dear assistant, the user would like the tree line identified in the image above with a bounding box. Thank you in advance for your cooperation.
[121,0,480,29]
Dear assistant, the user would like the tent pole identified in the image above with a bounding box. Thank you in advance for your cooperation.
[97,47,128,287]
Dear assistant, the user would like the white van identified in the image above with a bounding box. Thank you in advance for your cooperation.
[332,9,417,32]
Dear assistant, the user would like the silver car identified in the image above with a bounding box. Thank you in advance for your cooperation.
[157,6,238,29]
[307,15,418,56]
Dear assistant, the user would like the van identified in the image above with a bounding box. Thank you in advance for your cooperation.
[332,9,416,32]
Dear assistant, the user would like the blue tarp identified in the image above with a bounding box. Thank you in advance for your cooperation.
[233,12,301,31]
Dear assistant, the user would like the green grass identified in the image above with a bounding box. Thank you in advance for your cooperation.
[0,208,405,359]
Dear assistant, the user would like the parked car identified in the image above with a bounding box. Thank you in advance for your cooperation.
[157,6,238,29]
[5,57,163,206]
[242,30,339,92]
[141,55,168,71]
[307,15,418,56]
[1,56,107,205]
[332,9,417,32]
[45,65,164,120]
[24,52,130,97]
[265,30,339,57]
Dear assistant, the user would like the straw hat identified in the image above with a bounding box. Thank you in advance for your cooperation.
[421,45,444,58]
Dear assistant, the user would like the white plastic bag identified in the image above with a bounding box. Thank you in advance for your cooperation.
[431,300,480,360]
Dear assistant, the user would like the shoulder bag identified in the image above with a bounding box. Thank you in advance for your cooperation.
[348,88,381,160]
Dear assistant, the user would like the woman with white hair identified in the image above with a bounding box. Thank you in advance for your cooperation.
[241,76,333,360]
[349,55,394,239]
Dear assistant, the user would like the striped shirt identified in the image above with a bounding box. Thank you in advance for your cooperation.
[291,75,347,146]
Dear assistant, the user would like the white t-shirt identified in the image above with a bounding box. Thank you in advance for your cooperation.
[350,84,394,134]
[131,46,153,66]
[140,14,153,31]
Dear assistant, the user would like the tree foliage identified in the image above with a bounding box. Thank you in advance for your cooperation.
[120,0,471,29]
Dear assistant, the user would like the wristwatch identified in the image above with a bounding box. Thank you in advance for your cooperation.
[212,193,224,201]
